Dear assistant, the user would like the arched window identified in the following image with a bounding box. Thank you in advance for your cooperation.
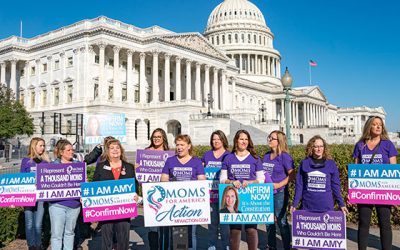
[248,34,251,43]
[254,34,257,44]
[216,36,220,45]
[235,34,238,43]
[222,35,225,44]
[228,34,232,43]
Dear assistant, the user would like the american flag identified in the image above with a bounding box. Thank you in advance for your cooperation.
[309,60,317,67]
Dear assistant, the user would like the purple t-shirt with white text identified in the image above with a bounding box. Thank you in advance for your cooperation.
[202,150,230,168]
[162,155,204,181]
[262,152,294,191]
[352,139,398,164]
[222,153,266,181]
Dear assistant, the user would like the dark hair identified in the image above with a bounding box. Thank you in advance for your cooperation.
[210,130,229,150]
[147,128,169,150]
[232,130,258,159]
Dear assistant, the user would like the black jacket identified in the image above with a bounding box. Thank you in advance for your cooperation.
[84,145,103,165]
[93,160,139,191]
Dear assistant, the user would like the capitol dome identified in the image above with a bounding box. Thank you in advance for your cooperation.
[204,0,281,85]
[205,0,269,34]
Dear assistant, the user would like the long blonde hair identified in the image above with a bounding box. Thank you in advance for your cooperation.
[359,116,389,142]
[28,137,50,162]
[269,130,289,155]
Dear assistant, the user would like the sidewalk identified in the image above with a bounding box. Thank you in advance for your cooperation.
[3,207,400,249]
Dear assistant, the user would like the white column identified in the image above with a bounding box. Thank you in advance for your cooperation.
[86,46,94,100]
[231,77,236,109]
[261,56,266,75]
[175,56,181,101]
[272,58,276,77]
[0,62,6,84]
[98,43,106,101]
[281,99,285,124]
[152,51,159,103]
[277,59,281,77]
[267,56,271,76]
[204,65,210,100]
[113,46,121,102]
[195,62,201,101]
[73,49,80,101]
[212,67,219,109]
[139,52,146,103]
[164,54,171,102]
[10,59,18,95]
[239,54,242,73]
[126,50,134,102]
[247,54,251,74]
[221,70,227,110]
[185,60,191,100]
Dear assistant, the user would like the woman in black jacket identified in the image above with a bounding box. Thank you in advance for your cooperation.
[93,139,139,250]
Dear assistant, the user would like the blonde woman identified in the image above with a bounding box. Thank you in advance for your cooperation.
[353,116,397,250]
[20,137,50,250]
[262,131,294,250]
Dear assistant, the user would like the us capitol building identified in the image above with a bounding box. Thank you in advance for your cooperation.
[0,0,385,149]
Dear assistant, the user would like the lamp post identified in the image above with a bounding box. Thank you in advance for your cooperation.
[39,112,45,135]
[259,103,266,122]
[281,67,293,146]
[207,93,214,117]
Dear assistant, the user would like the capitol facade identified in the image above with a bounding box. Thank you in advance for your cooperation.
[0,0,386,149]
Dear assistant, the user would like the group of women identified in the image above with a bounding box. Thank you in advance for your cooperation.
[20,116,397,250]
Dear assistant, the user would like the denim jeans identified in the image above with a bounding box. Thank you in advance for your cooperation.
[49,203,80,250]
[266,188,291,250]
[24,202,45,247]
[209,202,230,249]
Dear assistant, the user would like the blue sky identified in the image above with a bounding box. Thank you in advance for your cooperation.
[0,0,399,131]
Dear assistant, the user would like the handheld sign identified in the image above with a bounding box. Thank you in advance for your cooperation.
[348,164,400,205]
[0,173,36,207]
[36,162,86,201]
[135,150,175,183]
[142,180,210,227]
[81,178,138,222]
[218,183,274,224]
[292,210,346,250]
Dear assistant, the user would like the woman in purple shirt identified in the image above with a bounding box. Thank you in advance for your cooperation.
[20,137,50,250]
[50,139,81,250]
[353,116,398,250]
[262,131,294,250]
[291,135,348,214]
[219,130,269,250]
[202,130,230,250]
[161,134,206,249]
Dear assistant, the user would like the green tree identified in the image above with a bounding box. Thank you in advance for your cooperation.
[0,84,34,139]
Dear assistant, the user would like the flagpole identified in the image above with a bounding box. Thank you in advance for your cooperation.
[20,20,22,37]
[309,63,312,85]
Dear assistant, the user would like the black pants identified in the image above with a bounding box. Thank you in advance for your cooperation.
[229,224,258,250]
[357,204,392,250]
[101,220,130,250]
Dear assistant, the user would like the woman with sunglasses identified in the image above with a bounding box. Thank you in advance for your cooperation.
[262,131,294,250]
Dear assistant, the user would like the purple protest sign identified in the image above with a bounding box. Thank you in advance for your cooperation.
[135,149,175,183]
[36,162,86,201]
[292,210,346,250]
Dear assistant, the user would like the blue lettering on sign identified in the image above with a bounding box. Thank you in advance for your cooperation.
[166,187,206,198]
[155,204,202,222]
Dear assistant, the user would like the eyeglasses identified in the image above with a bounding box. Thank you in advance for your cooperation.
[152,136,162,140]
[313,145,324,149]
[268,136,278,141]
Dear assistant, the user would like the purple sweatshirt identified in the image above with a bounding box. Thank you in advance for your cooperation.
[353,139,398,164]
[51,158,81,208]
[262,152,294,191]
[162,155,205,181]
[222,153,272,183]
[292,157,345,212]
